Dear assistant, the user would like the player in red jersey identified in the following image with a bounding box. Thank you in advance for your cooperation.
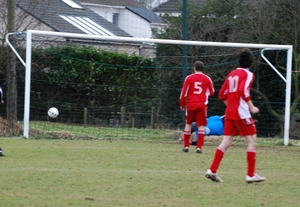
[179,61,215,153]
[205,48,265,183]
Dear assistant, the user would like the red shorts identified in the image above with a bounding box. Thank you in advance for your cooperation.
[223,118,256,136]
[185,105,207,126]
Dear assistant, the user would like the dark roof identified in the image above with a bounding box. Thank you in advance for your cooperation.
[80,0,162,23]
[17,0,132,37]
[79,0,142,7]
[153,0,206,13]
[126,6,163,23]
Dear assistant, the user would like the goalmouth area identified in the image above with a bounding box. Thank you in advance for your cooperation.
[6,30,293,145]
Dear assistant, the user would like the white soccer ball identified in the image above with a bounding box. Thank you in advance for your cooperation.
[48,107,59,118]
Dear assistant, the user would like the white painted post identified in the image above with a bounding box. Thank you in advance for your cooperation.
[23,31,32,138]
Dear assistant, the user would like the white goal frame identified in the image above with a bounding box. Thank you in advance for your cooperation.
[7,30,293,145]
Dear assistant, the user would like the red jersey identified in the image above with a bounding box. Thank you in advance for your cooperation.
[179,73,214,109]
[219,68,254,120]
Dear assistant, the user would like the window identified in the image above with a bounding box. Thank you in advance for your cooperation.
[61,0,84,9]
[113,13,119,26]
[59,15,116,36]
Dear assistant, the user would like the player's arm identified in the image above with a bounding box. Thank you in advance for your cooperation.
[239,86,259,114]
[247,100,259,114]
[240,74,259,114]
[208,77,215,97]
[239,71,254,101]
[218,80,228,105]
[179,79,189,111]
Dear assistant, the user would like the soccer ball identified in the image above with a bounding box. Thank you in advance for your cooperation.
[48,107,59,118]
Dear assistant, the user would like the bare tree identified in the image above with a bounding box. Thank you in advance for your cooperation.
[1,0,48,136]
[6,0,19,135]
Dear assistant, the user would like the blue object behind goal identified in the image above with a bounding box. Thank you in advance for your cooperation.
[192,115,224,140]
[206,115,224,136]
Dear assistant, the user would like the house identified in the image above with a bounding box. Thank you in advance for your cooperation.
[16,0,132,37]
[79,0,166,38]
[12,0,157,57]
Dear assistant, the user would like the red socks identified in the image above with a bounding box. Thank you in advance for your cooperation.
[183,130,191,148]
[196,129,205,149]
[210,148,225,173]
[209,148,256,176]
[247,149,256,177]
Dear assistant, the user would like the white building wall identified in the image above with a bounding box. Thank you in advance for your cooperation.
[85,5,121,22]
[118,10,152,38]
[83,5,152,38]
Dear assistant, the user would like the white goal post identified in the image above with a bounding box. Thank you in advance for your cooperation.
[9,30,293,144]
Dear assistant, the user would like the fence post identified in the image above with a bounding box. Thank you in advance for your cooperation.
[120,106,125,127]
[151,107,155,129]
[83,108,88,127]
[131,114,135,128]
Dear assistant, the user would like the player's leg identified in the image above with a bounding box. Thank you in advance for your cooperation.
[195,125,205,153]
[195,106,207,153]
[209,135,233,171]
[182,108,195,152]
[239,118,265,183]
[244,134,265,183]
[206,119,235,182]
[206,135,233,182]
[245,134,257,178]
[182,123,192,152]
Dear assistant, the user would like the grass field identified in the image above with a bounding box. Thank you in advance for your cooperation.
[1,138,300,207]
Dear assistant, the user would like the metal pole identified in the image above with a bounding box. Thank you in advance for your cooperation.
[283,48,293,146]
[182,0,188,125]
[182,0,188,79]
[23,31,32,138]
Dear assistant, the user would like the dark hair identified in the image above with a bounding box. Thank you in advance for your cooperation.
[236,48,254,68]
[194,61,204,72]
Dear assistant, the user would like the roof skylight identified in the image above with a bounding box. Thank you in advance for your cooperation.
[59,15,116,36]
[61,0,84,9]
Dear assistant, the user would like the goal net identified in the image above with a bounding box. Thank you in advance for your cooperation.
[7,30,293,145]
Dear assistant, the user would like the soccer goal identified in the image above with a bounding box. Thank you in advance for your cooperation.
[6,30,293,145]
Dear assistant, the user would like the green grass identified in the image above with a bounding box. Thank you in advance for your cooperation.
[1,138,300,207]
[30,121,295,146]
[30,121,175,141]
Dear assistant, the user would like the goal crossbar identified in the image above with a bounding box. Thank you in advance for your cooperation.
[19,30,293,145]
